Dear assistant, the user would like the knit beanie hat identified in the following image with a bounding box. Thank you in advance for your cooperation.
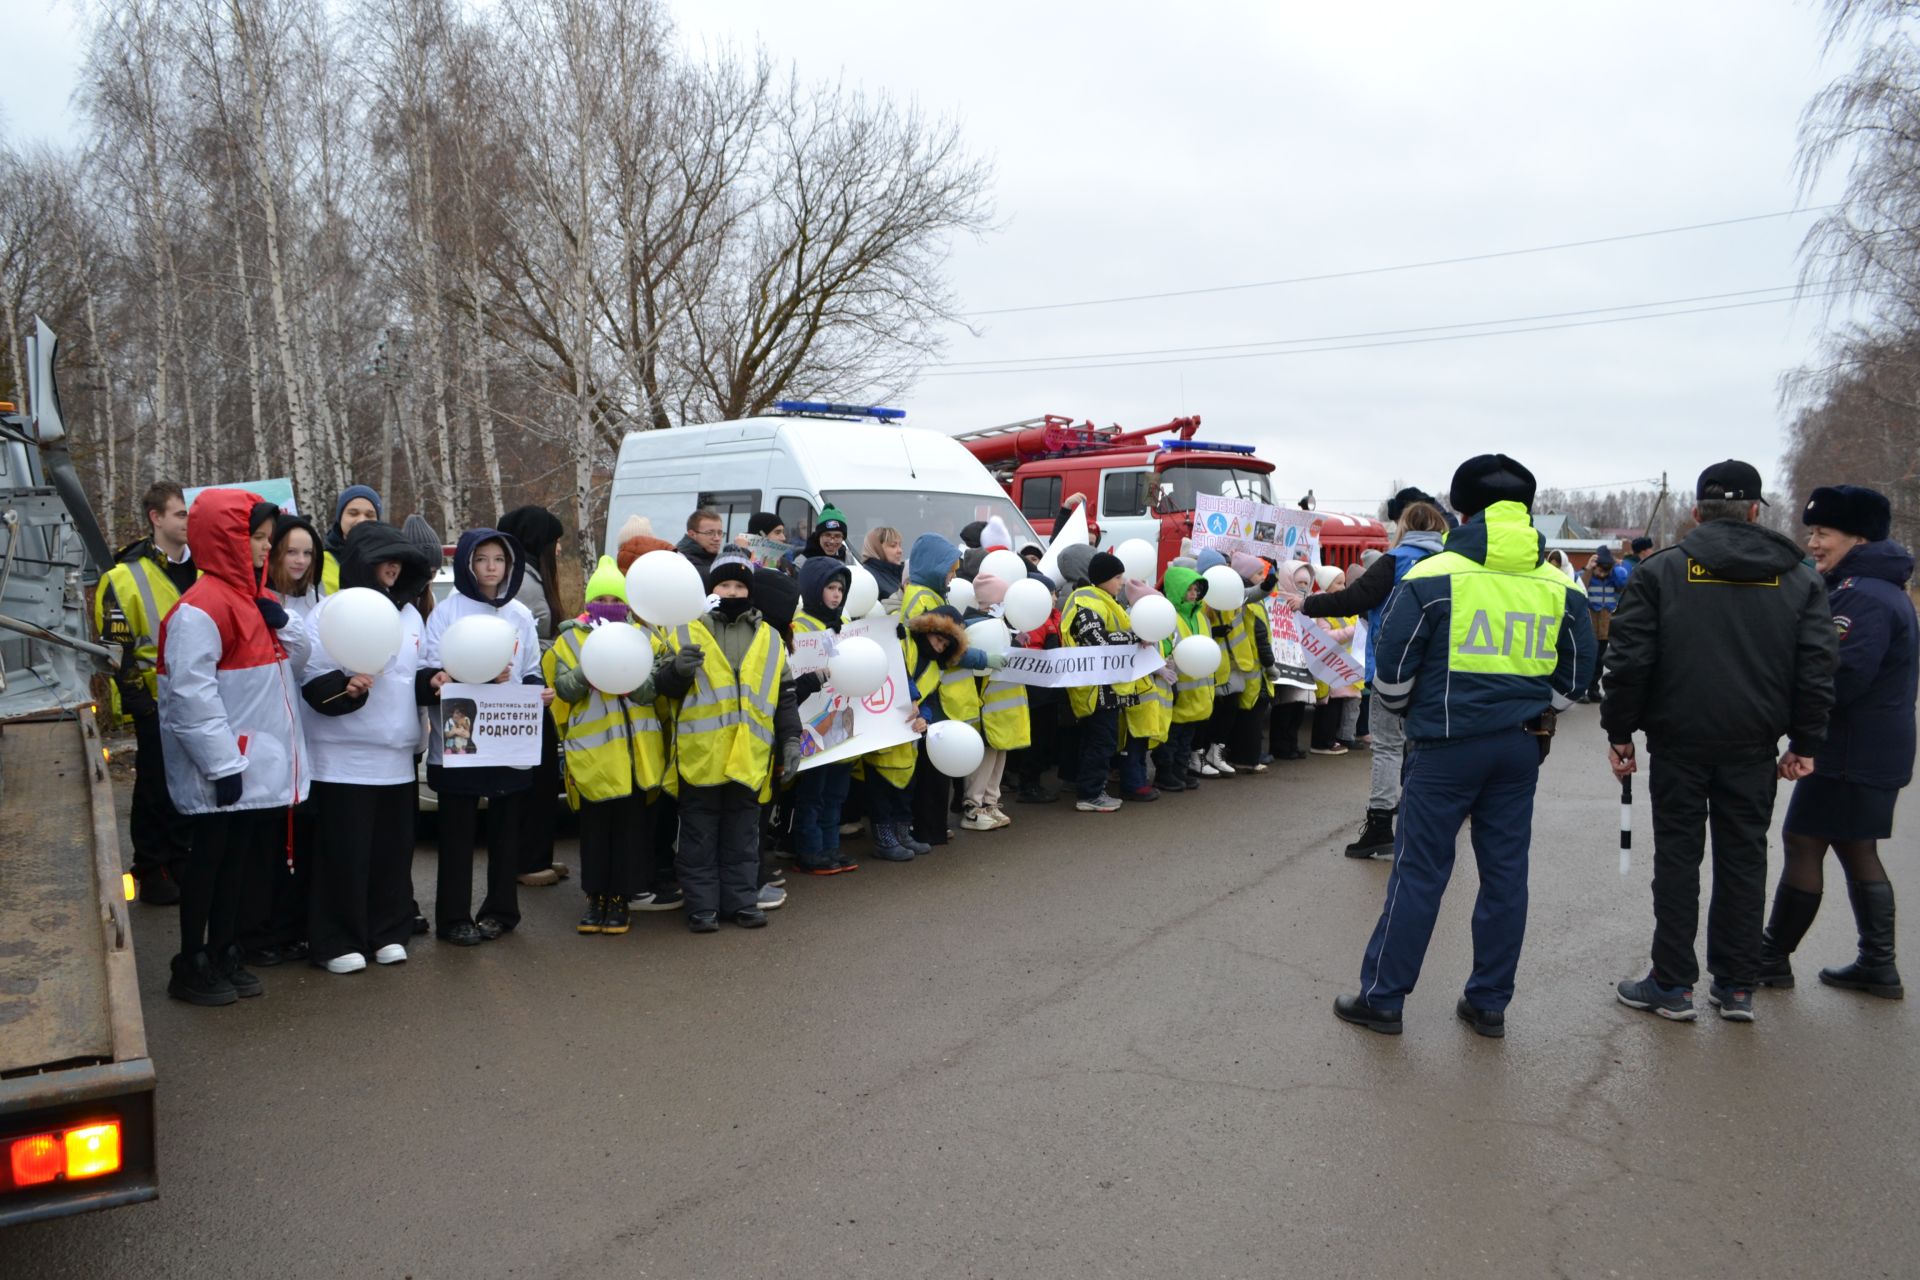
[401,513,443,571]
[616,513,654,543]
[1312,564,1344,591]
[707,549,755,591]
[584,555,627,603]
[971,569,1010,610]
[333,484,383,525]
[1229,551,1265,584]
[1195,547,1229,574]
[1056,544,1096,587]
[1087,551,1126,586]
[959,520,986,549]
[617,534,674,574]
[747,512,784,537]
[816,506,849,535]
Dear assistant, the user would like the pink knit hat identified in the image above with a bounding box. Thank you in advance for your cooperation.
[971,569,1010,609]
[1230,551,1266,583]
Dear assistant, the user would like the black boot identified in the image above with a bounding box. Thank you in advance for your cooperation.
[601,895,631,936]
[1757,883,1822,988]
[1820,879,1904,999]
[168,951,238,1007]
[1343,808,1395,859]
[577,895,607,935]
[221,945,263,999]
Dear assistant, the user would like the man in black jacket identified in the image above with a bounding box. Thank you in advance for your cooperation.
[1603,460,1837,1023]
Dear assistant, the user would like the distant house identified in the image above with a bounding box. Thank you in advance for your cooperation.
[1533,513,1632,571]
[1532,513,1596,542]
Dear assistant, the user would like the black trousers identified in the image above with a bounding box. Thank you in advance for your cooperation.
[177,808,278,967]
[1201,690,1236,752]
[1587,637,1610,699]
[309,781,417,963]
[1228,695,1268,766]
[676,783,760,916]
[1648,750,1777,988]
[516,717,561,874]
[578,793,646,899]
[911,738,953,846]
[1270,701,1306,758]
[1311,702,1343,750]
[1076,704,1120,801]
[436,790,524,931]
[132,710,193,882]
[237,805,306,952]
[646,793,679,895]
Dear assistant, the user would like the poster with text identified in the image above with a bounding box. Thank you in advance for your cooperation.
[1193,495,1322,567]
[438,682,544,768]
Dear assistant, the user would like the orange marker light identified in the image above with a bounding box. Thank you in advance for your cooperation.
[9,1134,62,1186]
[64,1123,121,1179]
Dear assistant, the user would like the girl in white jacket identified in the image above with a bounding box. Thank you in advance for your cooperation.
[419,527,547,945]
[300,520,436,974]
[156,490,309,1006]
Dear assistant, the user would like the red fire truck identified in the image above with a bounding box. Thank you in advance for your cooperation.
[952,414,1387,573]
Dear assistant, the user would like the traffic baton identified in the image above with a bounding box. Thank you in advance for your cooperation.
[1619,775,1632,876]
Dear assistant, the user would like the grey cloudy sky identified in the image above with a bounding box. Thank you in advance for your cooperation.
[4,1,1856,516]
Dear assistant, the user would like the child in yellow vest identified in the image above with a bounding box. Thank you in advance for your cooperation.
[653,551,803,932]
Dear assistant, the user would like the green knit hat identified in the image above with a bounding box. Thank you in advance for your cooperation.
[816,506,849,534]
[584,555,627,603]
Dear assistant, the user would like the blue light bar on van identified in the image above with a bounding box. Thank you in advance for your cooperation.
[773,400,907,421]
[1161,439,1256,455]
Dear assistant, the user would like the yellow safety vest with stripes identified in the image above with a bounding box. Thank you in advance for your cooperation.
[1202,603,1263,709]
[1167,608,1216,724]
[664,618,786,802]
[321,549,342,596]
[543,623,667,806]
[93,549,193,719]
[979,670,1029,750]
[1060,586,1152,721]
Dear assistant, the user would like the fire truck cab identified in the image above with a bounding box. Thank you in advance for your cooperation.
[953,415,1387,573]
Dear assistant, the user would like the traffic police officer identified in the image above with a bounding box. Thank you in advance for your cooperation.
[94,480,199,904]
[1334,455,1595,1037]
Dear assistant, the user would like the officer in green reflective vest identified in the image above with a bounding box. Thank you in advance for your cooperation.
[1334,455,1595,1038]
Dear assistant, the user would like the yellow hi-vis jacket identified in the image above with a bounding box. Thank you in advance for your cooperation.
[1060,586,1153,722]
[663,618,786,801]
[1168,608,1216,724]
[544,622,666,806]
[1203,602,1263,709]
[979,671,1030,750]
[93,545,194,719]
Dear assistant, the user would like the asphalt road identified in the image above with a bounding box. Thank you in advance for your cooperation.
[11,709,1918,1279]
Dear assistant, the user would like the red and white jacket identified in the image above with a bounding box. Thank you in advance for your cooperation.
[157,488,310,814]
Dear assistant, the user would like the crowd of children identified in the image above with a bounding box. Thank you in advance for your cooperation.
[131,482,1386,1007]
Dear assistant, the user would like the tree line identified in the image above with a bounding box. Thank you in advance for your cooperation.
[0,0,991,554]
[1785,0,1920,554]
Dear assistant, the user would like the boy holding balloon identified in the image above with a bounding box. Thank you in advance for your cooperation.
[653,550,804,931]
[546,556,668,935]
[300,521,437,974]
[420,528,548,947]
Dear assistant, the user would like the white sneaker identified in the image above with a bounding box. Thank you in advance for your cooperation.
[757,884,787,911]
[324,952,366,974]
[986,807,1012,829]
[838,819,866,837]
[1075,793,1123,813]
[960,809,999,832]
[1191,750,1220,778]
[374,944,408,965]
[627,891,656,909]
[1206,745,1237,775]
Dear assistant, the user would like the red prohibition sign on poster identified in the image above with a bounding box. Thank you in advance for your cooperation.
[862,676,896,715]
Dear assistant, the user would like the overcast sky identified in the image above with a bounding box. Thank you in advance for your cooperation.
[3,1,1857,516]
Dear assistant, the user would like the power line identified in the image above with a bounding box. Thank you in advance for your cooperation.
[936,283,1823,369]
[920,289,1850,379]
[963,206,1837,317]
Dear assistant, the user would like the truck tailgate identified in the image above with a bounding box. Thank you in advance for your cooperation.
[0,718,116,1075]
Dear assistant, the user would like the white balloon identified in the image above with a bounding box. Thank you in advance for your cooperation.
[925,719,985,778]
[828,636,887,698]
[1130,594,1178,644]
[980,548,1026,587]
[1001,577,1052,632]
[965,617,1011,657]
[439,614,517,684]
[624,551,708,628]
[946,578,976,611]
[844,565,879,619]
[1203,565,1244,612]
[1173,634,1222,678]
[1115,537,1157,583]
[318,587,402,676]
[578,622,655,695]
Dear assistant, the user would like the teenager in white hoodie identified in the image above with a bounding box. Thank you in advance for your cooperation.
[301,521,436,974]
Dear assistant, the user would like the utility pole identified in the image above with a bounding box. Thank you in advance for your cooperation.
[1642,471,1669,543]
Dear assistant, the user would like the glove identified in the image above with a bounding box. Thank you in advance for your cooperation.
[1266,664,1283,682]
[119,680,158,720]
[255,596,289,630]
[985,651,1008,670]
[671,644,705,678]
[213,773,244,807]
[780,740,803,777]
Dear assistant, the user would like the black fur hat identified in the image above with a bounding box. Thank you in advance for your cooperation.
[1448,454,1537,519]
[1385,486,1438,522]
[1802,485,1891,542]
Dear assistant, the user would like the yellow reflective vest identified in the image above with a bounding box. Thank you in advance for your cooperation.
[663,617,786,802]
[1168,608,1216,724]
[321,549,342,596]
[979,672,1030,750]
[93,547,194,719]
[1060,586,1152,722]
[543,622,666,806]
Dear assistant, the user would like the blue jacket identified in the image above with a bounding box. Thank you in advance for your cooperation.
[1817,540,1917,789]
[1585,561,1628,613]
[1372,502,1595,743]
[907,532,961,592]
